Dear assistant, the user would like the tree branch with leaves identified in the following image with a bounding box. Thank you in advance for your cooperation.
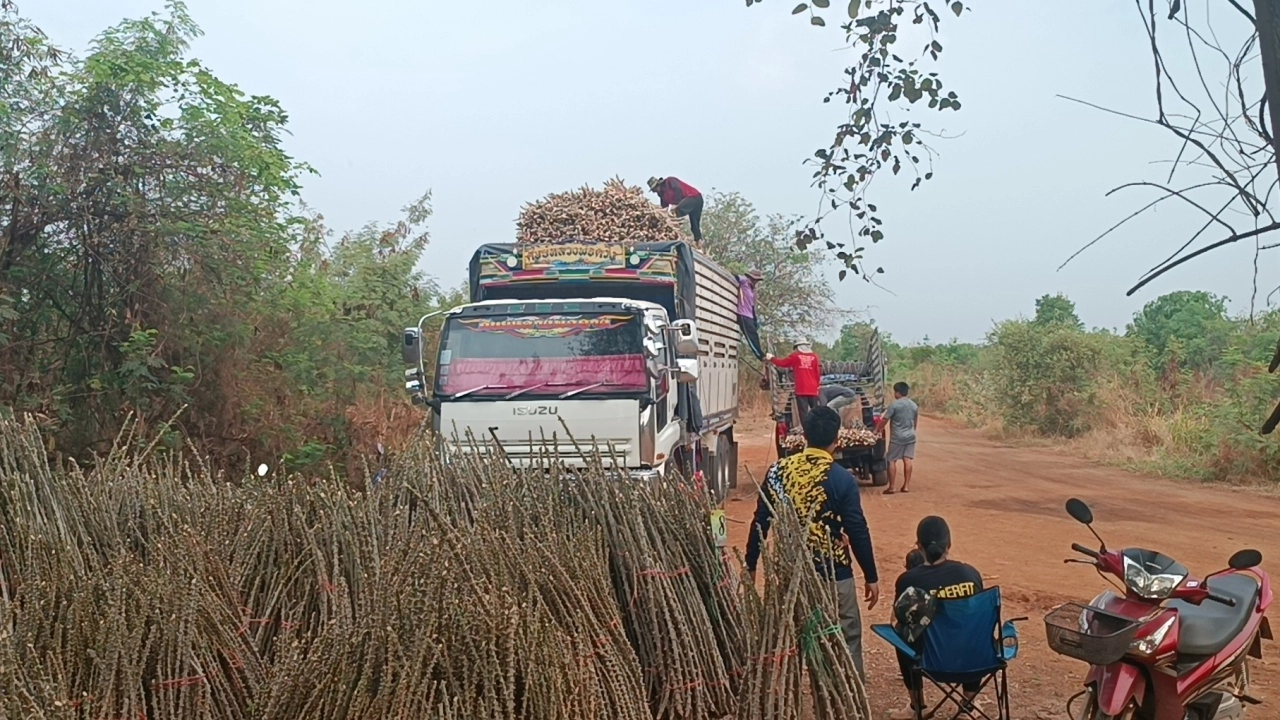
[700,190,840,342]
[747,0,967,279]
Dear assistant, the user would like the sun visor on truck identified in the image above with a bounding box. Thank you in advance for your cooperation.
[468,242,698,323]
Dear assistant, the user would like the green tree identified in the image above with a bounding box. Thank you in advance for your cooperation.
[1127,291,1232,374]
[820,322,883,361]
[1,1,306,451]
[699,190,836,340]
[989,320,1103,437]
[0,3,441,469]
[747,0,967,276]
[1033,293,1084,330]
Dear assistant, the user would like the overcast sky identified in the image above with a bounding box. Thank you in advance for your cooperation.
[30,0,1271,344]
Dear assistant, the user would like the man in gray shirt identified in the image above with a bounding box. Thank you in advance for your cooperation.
[877,381,919,494]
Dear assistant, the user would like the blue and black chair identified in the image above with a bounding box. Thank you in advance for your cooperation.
[871,587,1023,720]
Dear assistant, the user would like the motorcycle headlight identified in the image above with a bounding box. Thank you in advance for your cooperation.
[1123,556,1184,600]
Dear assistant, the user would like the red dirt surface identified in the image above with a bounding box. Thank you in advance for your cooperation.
[724,414,1279,719]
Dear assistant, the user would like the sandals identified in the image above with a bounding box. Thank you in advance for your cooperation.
[950,696,984,719]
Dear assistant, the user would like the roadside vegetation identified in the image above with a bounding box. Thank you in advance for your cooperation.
[825,294,1280,483]
[1,3,458,474]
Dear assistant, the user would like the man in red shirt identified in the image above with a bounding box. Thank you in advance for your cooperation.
[647,176,704,243]
[768,339,822,420]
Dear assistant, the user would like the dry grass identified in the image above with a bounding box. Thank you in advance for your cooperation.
[905,361,1280,485]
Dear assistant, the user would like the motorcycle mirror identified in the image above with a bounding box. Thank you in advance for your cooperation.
[1228,549,1262,570]
[1065,498,1094,525]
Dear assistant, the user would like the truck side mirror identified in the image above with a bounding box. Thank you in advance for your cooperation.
[402,328,422,366]
[670,319,699,357]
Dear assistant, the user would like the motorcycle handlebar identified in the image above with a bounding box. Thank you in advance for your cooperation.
[1071,543,1101,559]
[1206,590,1236,607]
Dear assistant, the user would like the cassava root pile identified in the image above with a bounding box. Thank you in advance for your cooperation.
[780,426,880,452]
[0,416,872,720]
[516,177,686,244]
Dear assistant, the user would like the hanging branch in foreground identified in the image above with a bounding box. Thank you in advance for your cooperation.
[746,0,967,281]
[1060,0,1280,434]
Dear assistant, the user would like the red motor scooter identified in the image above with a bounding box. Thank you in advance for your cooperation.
[1045,498,1272,720]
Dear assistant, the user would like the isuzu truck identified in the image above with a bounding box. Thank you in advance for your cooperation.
[402,240,742,500]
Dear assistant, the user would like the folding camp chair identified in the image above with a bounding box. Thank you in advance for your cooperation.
[871,587,1023,720]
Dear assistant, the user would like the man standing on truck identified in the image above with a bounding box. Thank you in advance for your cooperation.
[647,176,704,243]
[877,381,919,495]
[737,269,765,360]
[746,406,880,680]
[767,339,821,419]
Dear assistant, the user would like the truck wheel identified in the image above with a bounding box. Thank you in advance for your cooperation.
[705,435,735,504]
[727,436,739,490]
[871,468,890,487]
[705,448,727,505]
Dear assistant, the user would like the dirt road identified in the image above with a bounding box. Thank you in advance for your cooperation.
[724,415,1279,719]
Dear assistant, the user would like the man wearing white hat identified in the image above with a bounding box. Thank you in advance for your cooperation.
[767,339,822,420]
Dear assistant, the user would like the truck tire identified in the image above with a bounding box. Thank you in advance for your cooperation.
[824,360,868,376]
[727,434,739,490]
[871,468,890,487]
[706,444,728,505]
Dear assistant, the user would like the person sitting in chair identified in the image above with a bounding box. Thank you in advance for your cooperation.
[891,516,984,720]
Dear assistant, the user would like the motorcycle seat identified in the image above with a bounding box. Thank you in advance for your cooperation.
[1169,573,1259,657]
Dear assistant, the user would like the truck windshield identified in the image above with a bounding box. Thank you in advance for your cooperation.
[435,312,648,398]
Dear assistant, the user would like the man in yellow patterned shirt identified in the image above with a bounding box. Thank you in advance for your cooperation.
[745,406,881,680]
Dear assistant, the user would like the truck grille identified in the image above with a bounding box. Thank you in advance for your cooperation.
[445,439,634,467]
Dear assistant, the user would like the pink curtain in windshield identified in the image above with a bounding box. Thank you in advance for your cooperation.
[440,355,648,395]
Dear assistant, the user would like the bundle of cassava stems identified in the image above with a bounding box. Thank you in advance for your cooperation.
[0,418,871,720]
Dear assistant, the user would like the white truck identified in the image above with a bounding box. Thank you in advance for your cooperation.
[402,240,743,500]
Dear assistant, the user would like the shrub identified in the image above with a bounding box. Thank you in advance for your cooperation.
[989,321,1104,437]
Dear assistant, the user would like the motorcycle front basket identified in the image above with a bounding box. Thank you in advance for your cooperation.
[1044,602,1142,666]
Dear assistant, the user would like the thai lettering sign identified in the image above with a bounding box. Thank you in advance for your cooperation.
[520,243,627,268]
[458,314,631,339]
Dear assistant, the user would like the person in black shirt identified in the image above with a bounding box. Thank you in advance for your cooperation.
[745,406,880,681]
[890,516,984,720]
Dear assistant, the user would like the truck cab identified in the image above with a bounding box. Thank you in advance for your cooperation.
[403,239,742,500]
[403,298,700,480]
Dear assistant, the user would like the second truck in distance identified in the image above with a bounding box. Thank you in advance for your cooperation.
[770,328,890,486]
